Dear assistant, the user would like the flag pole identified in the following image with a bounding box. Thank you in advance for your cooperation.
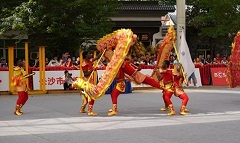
[173,42,188,85]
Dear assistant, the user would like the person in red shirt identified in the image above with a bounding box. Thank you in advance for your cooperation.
[215,53,222,63]
[173,64,189,115]
[154,60,175,116]
[11,58,33,115]
[80,51,100,116]
[107,67,126,116]
[64,57,73,68]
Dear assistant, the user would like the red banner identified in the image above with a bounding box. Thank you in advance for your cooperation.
[211,68,227,86]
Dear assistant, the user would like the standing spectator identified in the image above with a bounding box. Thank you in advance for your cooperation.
[188,72,197,87]
[199,54,205,64]
[212,58,219,64]
[205,54,212,64]
[194,58,203,66]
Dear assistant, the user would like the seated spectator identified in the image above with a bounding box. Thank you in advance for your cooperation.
[58,58,64,66]
[199,54,205,64]
[221,56,228,65]
[33,58,39,67]
[136,57,144,65]
[48,57,60,66]
[0,58,8,68]
[205,54,212,64]
[75,57,80,66]
[45,58,49,66]
[64,57,73,68]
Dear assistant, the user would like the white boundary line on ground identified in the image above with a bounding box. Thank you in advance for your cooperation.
[134,88,240,94]
[1,111,240,136]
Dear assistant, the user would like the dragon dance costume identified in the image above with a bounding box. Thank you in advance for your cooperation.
[11,66,29,116]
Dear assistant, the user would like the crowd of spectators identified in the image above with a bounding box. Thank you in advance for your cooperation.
[30,52,81,69]
[0,51,230,70]
[193,53,229,67]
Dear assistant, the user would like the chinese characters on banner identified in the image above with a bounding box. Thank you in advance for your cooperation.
[210,68,227,86]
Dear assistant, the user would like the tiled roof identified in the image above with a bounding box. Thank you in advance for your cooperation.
[115,21,162,27]
[118,5,175,11]
[118,1,175,11]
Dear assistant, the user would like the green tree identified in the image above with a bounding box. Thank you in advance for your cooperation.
[0,0,119,57]
[157,0,175,5]
[186,0,240,56]
[186,0,240,40]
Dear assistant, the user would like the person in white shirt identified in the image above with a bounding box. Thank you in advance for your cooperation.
[48,57,60,66]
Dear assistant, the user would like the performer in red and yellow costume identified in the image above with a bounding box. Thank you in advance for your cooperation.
[107,67,126,116]
[11,58,31,116]
[106,55,164,116]
[154,60,175,116]
[173,64,189,115]
[80,51,100,116]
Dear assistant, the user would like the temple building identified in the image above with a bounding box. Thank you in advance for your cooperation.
[112,1,175,48]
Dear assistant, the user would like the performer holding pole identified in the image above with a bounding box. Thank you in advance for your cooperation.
[173,63,189,115]
[79,50,102,116]
[154,60,175,116]
[107,66,126,116]
[11,58,34,115]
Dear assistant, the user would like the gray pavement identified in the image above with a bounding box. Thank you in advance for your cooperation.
[1,86,240,143]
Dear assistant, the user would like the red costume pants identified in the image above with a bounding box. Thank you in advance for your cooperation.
[16,91,28,105]
[110,88,121,104]
[143,76,162,89]
[178,93,189,106]
[88,99,94,106]
[162,91,173,106]
[82,96,94,106]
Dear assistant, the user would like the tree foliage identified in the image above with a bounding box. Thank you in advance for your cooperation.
[186,0,240,40]
[0,0,119,57]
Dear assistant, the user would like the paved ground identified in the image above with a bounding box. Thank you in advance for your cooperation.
[1,86,240,143]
